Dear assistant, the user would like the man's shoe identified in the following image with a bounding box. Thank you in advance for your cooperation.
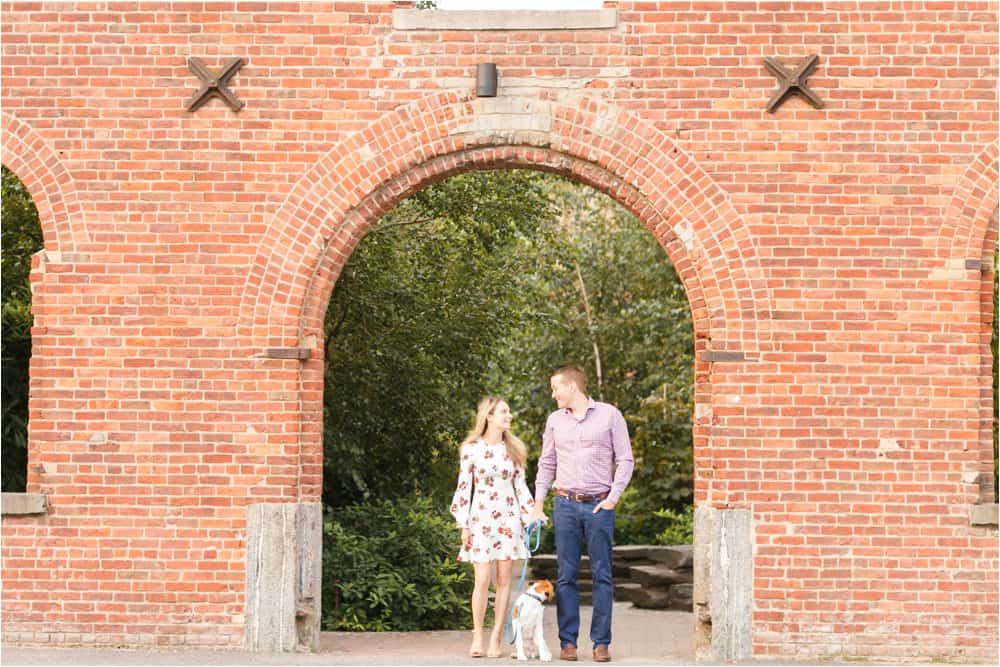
[593,645,611,662]
[560,645,578,661]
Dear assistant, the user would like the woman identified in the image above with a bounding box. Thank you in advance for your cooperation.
[450,396,535,658]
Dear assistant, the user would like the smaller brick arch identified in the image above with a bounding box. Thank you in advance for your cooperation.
[936,140,999,266]
[932,141,999,504]
[1,112,85,252]
[240,91,772,360]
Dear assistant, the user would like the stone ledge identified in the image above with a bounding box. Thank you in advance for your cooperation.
[1,493,48,515]
[393,9,617,31]
[969,503,998,526]
[700,350,746,362]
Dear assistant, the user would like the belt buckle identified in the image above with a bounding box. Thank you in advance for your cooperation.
[573,492,587,502]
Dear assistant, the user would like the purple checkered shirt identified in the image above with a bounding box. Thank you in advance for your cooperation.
[533,398,634,505]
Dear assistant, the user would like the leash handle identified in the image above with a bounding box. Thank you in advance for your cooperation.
[504,520,546,645]
[524,520,544,551]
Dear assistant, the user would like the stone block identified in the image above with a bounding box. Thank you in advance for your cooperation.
[969,503,998,526]
[1,493,47,515]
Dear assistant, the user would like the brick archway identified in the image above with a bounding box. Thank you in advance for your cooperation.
[238,91,772,656]
[2,3,997,660]
[1,111,86,252]
[239,92,771,360]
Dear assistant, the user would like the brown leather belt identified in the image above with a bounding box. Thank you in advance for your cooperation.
[554,488,609,503]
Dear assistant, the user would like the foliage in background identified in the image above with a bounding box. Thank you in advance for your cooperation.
[321,171,696,540]
[1,165,43,492]
[323,496,473,631]
[479,179,695,546]
[651,505,695,546]
[322,170,561,508]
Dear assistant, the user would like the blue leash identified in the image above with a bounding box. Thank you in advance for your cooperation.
[504,520,545,645]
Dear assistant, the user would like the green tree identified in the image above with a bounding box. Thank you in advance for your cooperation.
[322,170,561,509]
[1,165,43,492]
[488,181,695,541]
[322,171,696,525]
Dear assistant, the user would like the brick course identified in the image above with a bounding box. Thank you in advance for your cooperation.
[1,1,996,661]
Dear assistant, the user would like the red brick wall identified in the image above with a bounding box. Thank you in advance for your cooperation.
[1,1,996,660]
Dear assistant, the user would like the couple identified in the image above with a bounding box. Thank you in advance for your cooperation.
[449,366,634,663]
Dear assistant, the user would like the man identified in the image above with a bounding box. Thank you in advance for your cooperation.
[527,366,634,663]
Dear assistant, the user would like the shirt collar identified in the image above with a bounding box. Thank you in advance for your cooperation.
[563,397,596,418]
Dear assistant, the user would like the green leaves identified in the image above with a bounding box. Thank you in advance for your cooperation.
[322,496,472,631]
[1,166,42,492]
[322,170,698,545]
[1,166,42,305]
[323,170,562,508]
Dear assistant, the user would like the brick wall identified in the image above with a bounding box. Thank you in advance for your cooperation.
[1,1,996,660]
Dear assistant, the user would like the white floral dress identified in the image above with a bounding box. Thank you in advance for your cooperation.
[449,438,535,563]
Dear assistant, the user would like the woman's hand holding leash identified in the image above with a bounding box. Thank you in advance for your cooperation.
[527,507,548,526]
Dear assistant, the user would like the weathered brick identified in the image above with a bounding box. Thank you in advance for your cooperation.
[0,1,996,661]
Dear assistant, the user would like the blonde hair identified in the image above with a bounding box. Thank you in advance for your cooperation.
[461,396,528,468]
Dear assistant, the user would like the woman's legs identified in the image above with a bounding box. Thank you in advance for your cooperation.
[470,561,492,655]
[488,559,514,656]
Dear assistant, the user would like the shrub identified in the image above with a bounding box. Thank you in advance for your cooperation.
[651,505,694,546]
[322,496,473,631]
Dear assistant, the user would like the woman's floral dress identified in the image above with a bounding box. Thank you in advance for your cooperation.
[449,438,535,563]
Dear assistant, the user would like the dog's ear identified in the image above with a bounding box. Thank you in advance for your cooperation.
[539,580,555,602]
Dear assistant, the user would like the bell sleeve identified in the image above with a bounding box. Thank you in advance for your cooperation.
[449,443,476,528]
[514,463,535,526]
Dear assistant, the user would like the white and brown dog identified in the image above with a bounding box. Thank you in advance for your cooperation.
[510,579,555,662]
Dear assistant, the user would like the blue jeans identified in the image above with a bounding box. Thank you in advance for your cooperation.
[553,494,615,649]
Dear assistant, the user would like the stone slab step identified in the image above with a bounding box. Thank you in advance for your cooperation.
[629,583,693,611]
[668,583,693,607]
[612,545,661,561]
[535,546,693,570]
[614,582,642,602]
[631,587,671,609]
[646,545,694,570]
[628,565,691,587]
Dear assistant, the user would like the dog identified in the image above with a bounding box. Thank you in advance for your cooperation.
[510,579,555,661]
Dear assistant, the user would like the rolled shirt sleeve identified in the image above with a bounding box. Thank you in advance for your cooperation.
[607,407,634,504]
[533,415,557,506]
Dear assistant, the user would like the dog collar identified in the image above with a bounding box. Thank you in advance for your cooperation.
[525,591,546,603]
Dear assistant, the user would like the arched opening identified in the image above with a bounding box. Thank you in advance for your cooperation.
[240,93,768,659]
[318,167,696,659]
[1,165,43,493]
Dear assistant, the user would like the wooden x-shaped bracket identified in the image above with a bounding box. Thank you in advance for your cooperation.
[186,57,245,112]
[764,54,823,113]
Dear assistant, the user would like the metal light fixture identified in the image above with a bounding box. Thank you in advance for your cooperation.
[476,63,498,97]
